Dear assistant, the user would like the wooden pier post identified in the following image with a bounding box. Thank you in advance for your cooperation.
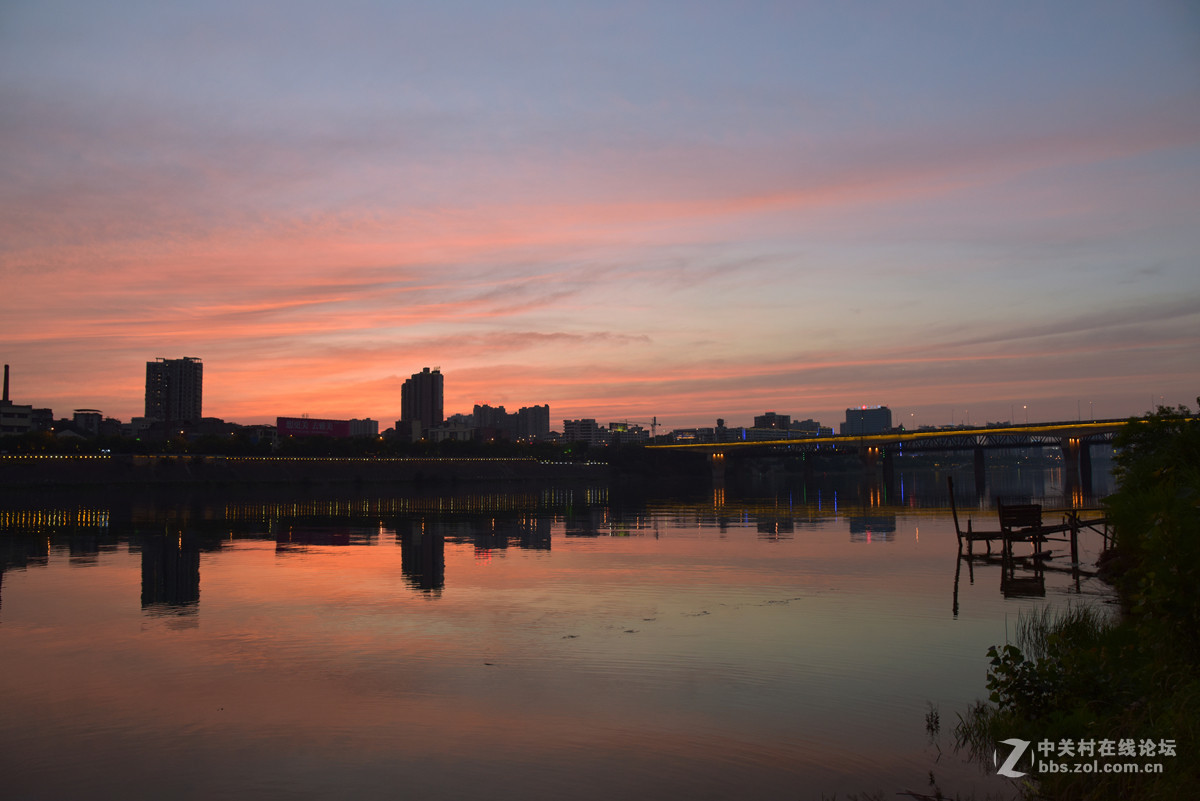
[1069,510,1079,566]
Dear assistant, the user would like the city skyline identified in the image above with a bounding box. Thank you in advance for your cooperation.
[2,2,1198,429]
[0,356,1165,439]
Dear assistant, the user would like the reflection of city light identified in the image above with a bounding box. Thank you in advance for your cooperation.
[0,507,110,530]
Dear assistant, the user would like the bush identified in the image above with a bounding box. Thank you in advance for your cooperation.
[1105,401,1200,660]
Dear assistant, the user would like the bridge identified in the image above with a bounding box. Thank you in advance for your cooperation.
[650,418,1132,493]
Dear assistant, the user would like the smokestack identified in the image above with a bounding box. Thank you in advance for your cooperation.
[2,364,8,403]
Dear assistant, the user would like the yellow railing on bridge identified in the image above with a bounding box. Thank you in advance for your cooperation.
[649,419,1132,452]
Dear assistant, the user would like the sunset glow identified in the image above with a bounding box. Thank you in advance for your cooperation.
[3,1,1197,429]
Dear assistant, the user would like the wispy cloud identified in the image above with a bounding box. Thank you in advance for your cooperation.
[2,1,1198,426]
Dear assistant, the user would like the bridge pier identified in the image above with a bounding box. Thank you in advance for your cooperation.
[1080,442,1093,495]
[709,452,725,486]
[858,445,880,470]
[1061,437,1081,494]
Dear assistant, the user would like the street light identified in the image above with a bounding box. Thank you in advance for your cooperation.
[1023,405,1028,424]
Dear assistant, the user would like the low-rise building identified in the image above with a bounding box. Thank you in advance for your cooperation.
[0,364,34,435]
[72,409,103,437]
[607,422,649,444]
[563,418,604,447]
[0,402,32,435]
[841,406,893,435]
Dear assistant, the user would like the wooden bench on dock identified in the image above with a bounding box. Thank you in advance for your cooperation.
[998,502,1048,556]
[950,478,1057,556]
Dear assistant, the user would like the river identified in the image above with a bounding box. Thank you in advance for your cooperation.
[0,461,1115,800]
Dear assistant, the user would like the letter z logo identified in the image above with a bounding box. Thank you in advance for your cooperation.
[995,738,1031,778]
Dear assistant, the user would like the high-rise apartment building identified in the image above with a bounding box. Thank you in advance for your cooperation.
[400,367,443,435]
[145,357,203,424]
[516,404,550,441]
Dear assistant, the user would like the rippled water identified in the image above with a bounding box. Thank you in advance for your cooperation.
[0,467,1115,800]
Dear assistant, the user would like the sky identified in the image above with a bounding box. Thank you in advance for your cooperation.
[2,1,1198,431]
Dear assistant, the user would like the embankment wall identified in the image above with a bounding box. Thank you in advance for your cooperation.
[0,455,605,488]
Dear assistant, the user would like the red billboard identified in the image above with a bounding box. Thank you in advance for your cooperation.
[276,416,352,438]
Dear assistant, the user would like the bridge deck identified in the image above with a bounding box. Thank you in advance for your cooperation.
[651,419,1130,454]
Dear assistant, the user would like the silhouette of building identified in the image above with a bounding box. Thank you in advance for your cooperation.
[349,418,379,438]
[473,403,514,439]
[430,413,475,442]
[0,364,34,435]
[754,411,791,429]
[563,418,603,446]
[792,418,832,437]
[516,404,550,441]
[564,419,595,443]
[72,409,102,436]
[31,407,53,432]
[671,426,721,443]
[400,367,443,437]
[840,405,892,435]
[608,421,649,444]
[145,357,203,424]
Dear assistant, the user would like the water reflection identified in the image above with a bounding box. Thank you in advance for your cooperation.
[397,519,445,593]
[756,515,794,539]
[0,533,50,615]
[848,513,897,543]
[140,532,201,614]
[0,468,1117,801]
[0,467,1114,608]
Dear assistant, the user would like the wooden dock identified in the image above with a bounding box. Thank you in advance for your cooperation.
[948,477,1110,613]
[948,476,1109,559]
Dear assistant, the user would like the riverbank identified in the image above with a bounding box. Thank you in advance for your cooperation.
[955,405,1199,799]
[0,453,607,488]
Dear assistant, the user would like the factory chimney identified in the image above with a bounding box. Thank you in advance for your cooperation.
[2,364,8,403]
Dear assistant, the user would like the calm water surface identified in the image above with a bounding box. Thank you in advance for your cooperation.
[0,466,1115,800]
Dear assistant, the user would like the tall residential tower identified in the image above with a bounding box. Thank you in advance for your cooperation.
[145,357,203,424]
[400,367,443,436]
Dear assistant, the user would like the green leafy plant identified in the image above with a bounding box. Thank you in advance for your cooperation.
[985,643,1060,718]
